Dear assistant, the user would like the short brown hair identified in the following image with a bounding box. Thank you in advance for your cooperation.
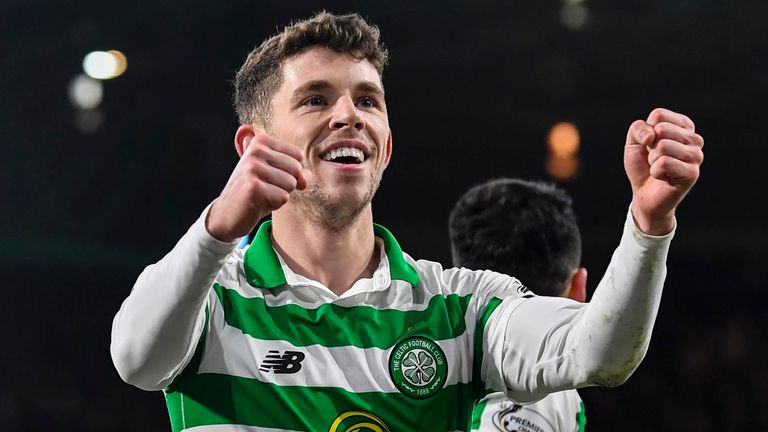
[233,12,389,126]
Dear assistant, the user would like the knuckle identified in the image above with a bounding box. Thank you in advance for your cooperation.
[656,139,673,154]
[647,108,664,124]
[289,160,304,176]
[243,158,259,172]
[682,130,697,141]
[251,144,269,159]
[267,192,289,208]
[655,155,673,170]
[250,160,267,176]
[285,173,298,189]
[694,149,704,164]
[650,107,667,118]
[684,115,696,130]
[694,134,705,147]
[288,147,304,162]
[682,165,698,183]
[653,122,671,136]
[246,178,264,197]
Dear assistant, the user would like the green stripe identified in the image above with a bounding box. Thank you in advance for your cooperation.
[213,283,472,349]
[472,297,503,402]
[166,306,210,431]
[166,373,473,431]
[373,223,419,286]
[243,221,286,289]
[470,398,488,430]
[167,306,209,393]
[577,400,587,432]
[242,221,420,288]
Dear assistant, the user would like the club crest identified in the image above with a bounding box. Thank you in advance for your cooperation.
[388,336,448,399]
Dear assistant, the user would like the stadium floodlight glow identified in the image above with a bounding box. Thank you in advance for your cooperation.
[83,50,127,80]
[107,50,128,77]
[547,155,580,180]
[546,122,580,180]
[68,73,103,109]
[547,122,580,158]
[560,4,589,30]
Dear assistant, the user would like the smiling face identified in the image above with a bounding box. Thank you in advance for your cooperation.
[266,47,392,229]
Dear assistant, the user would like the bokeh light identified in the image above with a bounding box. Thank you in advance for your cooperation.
[75,109,104,135]
[108,50,128,77]
[546,121,581,180]
[546,155,580,180]
[68,74,103,109]
[560,3,590,30]
[547,122,580,158]
[83,50,128,79]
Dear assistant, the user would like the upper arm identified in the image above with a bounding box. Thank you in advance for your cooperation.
[482,295,586,403]
[164,300,211,391]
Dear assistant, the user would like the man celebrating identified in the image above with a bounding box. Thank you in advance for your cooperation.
[449,179,588,431]
[110,12,704,432]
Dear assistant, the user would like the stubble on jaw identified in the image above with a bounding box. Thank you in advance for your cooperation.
[289,167,384,232]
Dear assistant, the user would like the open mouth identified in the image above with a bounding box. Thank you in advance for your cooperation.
[320,146,366,165]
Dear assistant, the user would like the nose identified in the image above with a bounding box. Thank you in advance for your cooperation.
[329,96,365,131]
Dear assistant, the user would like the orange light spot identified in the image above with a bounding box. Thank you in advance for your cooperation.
[547,155,580,180]
[547,122,580,158]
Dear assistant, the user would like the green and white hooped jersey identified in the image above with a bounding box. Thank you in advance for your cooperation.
[471,390,586,432]
[163,221,537,432]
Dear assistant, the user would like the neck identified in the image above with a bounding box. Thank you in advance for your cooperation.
[271,204,379,296]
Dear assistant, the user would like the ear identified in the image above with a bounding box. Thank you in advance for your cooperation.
[234,124,259,157]
[564,267,588,303]
[382,130,393,167]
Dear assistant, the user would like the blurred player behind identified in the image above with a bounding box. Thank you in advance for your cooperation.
[449,178,587,432]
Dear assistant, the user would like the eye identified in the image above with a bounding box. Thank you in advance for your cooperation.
[356,96,378,108]
[303,96,326,107]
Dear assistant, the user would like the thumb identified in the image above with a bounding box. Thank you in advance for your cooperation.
[624,119,655,188]
[626,120,656,148]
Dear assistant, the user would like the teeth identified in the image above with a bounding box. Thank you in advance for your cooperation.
[322,147,365,163]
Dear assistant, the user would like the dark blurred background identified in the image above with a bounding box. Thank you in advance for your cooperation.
[2,0,767,430]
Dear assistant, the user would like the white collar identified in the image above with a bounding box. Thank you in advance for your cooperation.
[274,237,392,299]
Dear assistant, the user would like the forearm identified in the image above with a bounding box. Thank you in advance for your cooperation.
[493,209,673,402]
[110,206,235,390]
[569,210,672,386]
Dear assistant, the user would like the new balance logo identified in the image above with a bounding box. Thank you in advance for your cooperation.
[259,350,305,374]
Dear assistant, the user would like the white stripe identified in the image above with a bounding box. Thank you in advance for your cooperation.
[217,274,449,312]
[199,294,474,393]
[218,256,524,313]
